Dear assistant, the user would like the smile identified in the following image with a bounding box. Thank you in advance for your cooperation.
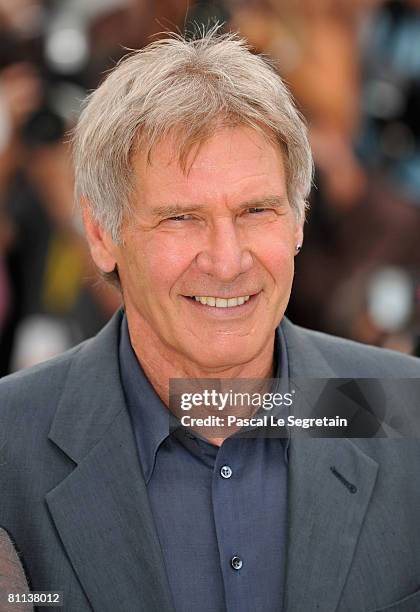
[192,295,251,308]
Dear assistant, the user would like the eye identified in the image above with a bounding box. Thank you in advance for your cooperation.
[245,207,277,215]
[247,207,267,214]
[166,214,194,222]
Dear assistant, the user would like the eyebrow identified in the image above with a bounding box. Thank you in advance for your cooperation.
[151,195,288,219]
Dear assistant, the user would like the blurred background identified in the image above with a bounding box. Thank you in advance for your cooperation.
[0,0,419,375]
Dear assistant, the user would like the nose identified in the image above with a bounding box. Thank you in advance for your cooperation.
[195,218,253,282]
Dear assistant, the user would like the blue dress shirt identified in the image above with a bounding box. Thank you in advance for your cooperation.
[119,316,289,612]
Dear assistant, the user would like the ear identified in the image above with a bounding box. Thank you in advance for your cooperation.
[82,201,117,273]
[294,218,304,251]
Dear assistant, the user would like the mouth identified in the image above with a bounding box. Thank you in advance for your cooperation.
[182,292,261,312]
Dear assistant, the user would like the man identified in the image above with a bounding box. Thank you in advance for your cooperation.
[1,29,420,612]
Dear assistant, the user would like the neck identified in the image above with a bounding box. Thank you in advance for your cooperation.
[126,317,276,446]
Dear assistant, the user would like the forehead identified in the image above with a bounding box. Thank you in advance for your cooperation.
[131,126,288,206]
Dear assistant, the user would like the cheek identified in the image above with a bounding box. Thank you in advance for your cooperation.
[123,235,197,297]
[252,228,295,279]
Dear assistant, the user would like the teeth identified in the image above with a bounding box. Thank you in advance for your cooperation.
[191,295,251,308]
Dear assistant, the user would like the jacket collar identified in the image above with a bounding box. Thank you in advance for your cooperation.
[281,318,379,612]
[48,309,127,464]
[47,310,175,612]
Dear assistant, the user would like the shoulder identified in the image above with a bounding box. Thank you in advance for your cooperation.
[282,318,420,378]
[0,341,87,431]
[0,311,122,441]
[0,311,122,412]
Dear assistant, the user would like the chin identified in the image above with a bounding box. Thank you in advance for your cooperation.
[185,342,263,373]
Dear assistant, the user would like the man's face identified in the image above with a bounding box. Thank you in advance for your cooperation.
[115,126,303,371]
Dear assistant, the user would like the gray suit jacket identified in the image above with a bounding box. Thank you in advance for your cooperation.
[1,311,420,612]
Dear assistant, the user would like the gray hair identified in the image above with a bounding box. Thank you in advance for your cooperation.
[73,26,313,242]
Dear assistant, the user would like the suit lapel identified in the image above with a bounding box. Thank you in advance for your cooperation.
[281,319,379,612]
[46,312,174,612]
[284,437,378,612]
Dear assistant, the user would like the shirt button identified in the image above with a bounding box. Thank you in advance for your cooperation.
[231,556,243,571]
[220,465,232,479]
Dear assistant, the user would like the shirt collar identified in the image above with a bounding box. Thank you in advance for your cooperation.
[119,315,290,482]
[119,316,171,483]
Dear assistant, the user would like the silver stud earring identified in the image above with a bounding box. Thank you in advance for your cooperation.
[295,244,302,254]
